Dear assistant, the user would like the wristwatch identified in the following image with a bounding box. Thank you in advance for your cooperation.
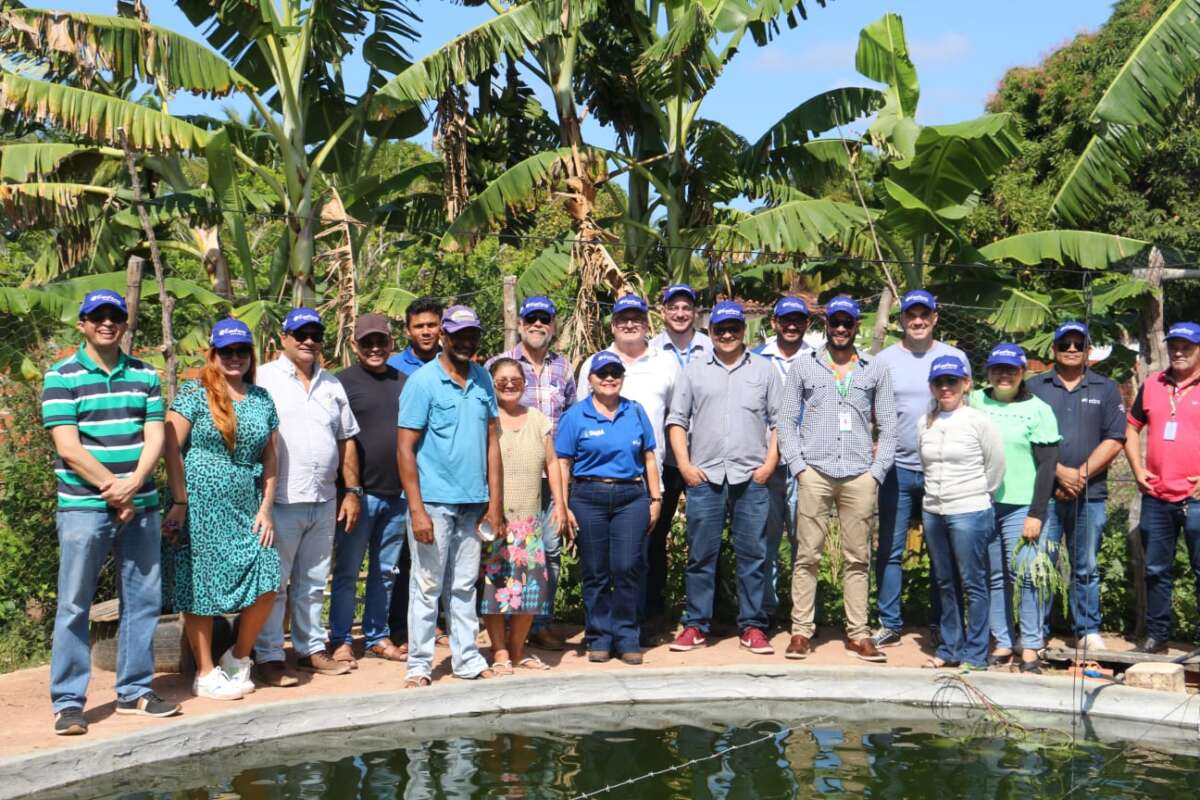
[344,486,364,497]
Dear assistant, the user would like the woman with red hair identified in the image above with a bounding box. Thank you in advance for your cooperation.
[163,319,280,700]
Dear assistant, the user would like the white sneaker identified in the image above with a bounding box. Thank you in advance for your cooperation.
[193,667,244,700]
[219,647,256,694]
[1079,633,1108,652]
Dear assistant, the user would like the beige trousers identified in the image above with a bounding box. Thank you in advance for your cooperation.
[790,469,877,640]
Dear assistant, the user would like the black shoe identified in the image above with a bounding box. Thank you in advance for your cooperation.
[929,625,941,648]
[1134,637,1169,655]
[54,707,88,736]
[116,691,181,718]
[588,650,611,663]
[1019,658,1043,675]
[871,626,902,648]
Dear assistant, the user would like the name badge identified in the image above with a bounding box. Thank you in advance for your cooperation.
[1164,420,1178,441]
[839,410,853,432]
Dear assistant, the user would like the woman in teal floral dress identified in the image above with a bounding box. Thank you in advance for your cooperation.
[481,359,566,672]
[163,320,280,701]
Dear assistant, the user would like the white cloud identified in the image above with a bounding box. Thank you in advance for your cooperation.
[909,32,970,67]
[752,33,968,75]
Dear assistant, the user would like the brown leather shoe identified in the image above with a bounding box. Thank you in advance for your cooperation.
[528,627,566,652]
[619,651,643,665]
[297,652,352,675]
[255,660,299,687]
[330,642,359,669]
[845,637,887,662]
[785,634,811,660]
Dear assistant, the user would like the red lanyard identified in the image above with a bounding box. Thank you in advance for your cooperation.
[1168,377,1200,417]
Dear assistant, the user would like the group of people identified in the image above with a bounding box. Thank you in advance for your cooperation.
[42,285,1200,737]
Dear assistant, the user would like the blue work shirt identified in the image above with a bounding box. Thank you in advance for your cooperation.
[398,357,497,504]
[1028,368,1126,500]
[387,345,438,377]
[555,396,656,480]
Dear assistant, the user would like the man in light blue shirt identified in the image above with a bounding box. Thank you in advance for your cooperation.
[398,304,502,684]
[871,289,967,649]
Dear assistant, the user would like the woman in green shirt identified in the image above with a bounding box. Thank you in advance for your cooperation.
[973,344,1061,674]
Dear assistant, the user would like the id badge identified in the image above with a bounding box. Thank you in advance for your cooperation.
[839,410,853,432]
[1164,420,1178,441]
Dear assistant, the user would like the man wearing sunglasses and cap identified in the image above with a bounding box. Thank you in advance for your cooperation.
[254,308,361,685]
[42,290,180,734]
[1029,322,1125,652]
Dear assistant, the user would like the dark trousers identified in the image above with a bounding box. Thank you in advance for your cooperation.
[1140,495,1200,642]
[387,530,413,643]
[643,464,685,619]
[571,480,650,655]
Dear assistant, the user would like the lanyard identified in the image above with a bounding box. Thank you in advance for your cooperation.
[771,356,789,381]
[1168,377,1200,417]
[670,344,694,369]
[824,351,858,398]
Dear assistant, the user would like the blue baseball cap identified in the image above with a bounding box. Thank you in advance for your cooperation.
[442,304,482,334]
[928,355,969,381]
[661,284,697,304]
[589,350,625,374]
[986,343,1027,369]
[825,295,861,320]
[1053,321,1088,342]
[773,296,810,318]
[211,319,254,348]
[612,294,649,315]
[283,307,323,332]
[519,296,557,319]
[709,300,746,325]
[78,290,128,317]
[1166,321,1200,344]
[900,289,937,313]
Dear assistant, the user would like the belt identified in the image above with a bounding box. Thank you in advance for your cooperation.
[574,476,643,485]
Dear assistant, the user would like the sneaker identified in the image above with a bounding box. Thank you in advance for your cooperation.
[1133,637,1168,655]
[54,707,88,736]
[871,626,902,648]
[669,626,707,652]
[219,647,256,695]
[1079,633,1108,652]
[193,668,244,700]
[739,627,775,655]
[115,691,181,717]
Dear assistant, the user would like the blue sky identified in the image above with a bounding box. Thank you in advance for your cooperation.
[55,0,1113,147]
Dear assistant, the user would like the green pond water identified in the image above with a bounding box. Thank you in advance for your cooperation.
[91,715,1199,799]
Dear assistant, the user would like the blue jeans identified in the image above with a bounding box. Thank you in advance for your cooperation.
[763,466,798,617]
[682,479,770,632]
[1041,498,1107,637]
[532,477,562,633]
[988,503,1051,650]
[51,509,162,713]
[329,494,408,649]
[406,502,489,680]
[923,508,992,668]
[570,480,649,655]
[254,500,335,662]
[1140,495,1200,643]
[876,466,938,631]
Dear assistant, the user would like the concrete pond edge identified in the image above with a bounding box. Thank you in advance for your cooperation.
[2,665,1198,798]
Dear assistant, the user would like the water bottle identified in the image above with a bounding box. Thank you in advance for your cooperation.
[477,519,496,543]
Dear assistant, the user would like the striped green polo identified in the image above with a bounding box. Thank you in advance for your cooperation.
[41,346,164,511]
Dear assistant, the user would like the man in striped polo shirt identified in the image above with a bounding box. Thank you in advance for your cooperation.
[41,290,180,736]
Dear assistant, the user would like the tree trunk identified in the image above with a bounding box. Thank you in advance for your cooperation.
[121,254,146,353]
[503,276,518,351]
[869,286,894,355]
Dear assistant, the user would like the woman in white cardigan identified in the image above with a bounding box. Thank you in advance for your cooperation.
[918,356,1005,670]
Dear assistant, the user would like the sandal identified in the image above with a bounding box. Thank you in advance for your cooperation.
[403,675,431,688]
[366,639,408,662]
[463,668,496,680]
[922,657,958,669]
[435,629,449,647]
[492,659,514,676]
[987,651,1013,668]
[517,654,550,671]
[1019,658,1043,675]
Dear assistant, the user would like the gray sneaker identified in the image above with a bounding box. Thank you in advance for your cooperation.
[54,707,88,735]
[116,691,181,718]
[871,626,902,648]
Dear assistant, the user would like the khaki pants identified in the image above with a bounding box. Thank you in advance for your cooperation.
[790,469,877,640]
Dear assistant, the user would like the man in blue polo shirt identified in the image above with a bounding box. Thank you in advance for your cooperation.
[388,296,443,377]
[398,304,503,684]
[1030,321,1125,651]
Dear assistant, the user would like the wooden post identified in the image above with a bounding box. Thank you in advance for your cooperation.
[503,275,518,351]
[120,254,145,353]
[869,286,894,355]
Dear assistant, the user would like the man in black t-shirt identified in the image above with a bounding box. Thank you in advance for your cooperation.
[328,313,411,666]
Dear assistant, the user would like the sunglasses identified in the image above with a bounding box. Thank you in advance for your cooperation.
[217,345,253,358]
[356,335,391,350]
[493,377,524,388]
[83,310,128,325]
[523,313,553,326]
[712,324,744,339]
[828,318,856,331]
[1055,339,1086,352]
[289,329,324,343]
[931,376,962,389]
[593,368,624,381]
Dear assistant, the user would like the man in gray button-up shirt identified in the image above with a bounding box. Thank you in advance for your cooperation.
[666,301,781,655]
[776,295,897,663]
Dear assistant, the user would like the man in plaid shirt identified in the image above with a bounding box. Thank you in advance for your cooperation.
[776,295,897,663]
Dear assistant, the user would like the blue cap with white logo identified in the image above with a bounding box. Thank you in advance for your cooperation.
[928,355,969,381]
[612,294,649,315]
[1053,321,1088,342]
[78,290,128,317]
[986,343,1027,369]
[773,296,810,318]
[709,300,745,325]
[825,295,861,320]
[283,307,324,332]
[900,289,937,313]
[211,319,253,348]
[589,350,626,374]
[1165,321,1200,344]
[519,296,557,319]
[661,284,697,304]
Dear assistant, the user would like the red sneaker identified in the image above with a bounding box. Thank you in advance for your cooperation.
[740,627,774,655]
[669,626,707,651]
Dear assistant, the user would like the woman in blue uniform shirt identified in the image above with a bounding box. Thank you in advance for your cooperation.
[555,351,662,664]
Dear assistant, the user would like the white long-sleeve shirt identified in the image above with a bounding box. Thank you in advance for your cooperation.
[917,405,1005,515]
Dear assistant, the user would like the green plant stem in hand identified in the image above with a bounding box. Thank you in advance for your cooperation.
[1011,538,1068,622]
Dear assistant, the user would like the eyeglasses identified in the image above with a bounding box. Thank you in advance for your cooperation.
[593,369,624,382]
[217,345,253,358]
[1055,339,1086,352]
[712,325,744,339]
[493,377,524,388]
[83,310,128,325]
[523,313,553,326]
[289,329,324,343]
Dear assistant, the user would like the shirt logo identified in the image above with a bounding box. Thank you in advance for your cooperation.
[585,429,605,438]
[1081,398,1101,405]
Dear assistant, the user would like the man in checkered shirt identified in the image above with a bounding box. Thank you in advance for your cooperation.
[776,295,897,664]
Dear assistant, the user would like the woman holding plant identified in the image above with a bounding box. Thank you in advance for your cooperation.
[917,356,1005,670]
[973,344,1062,674]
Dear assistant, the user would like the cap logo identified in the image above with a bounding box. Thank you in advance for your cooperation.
[91,292,121,303]
[450,309,475,321]
[992,348,1020,357]
[216,325,245,337]
[293,312,319,323]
